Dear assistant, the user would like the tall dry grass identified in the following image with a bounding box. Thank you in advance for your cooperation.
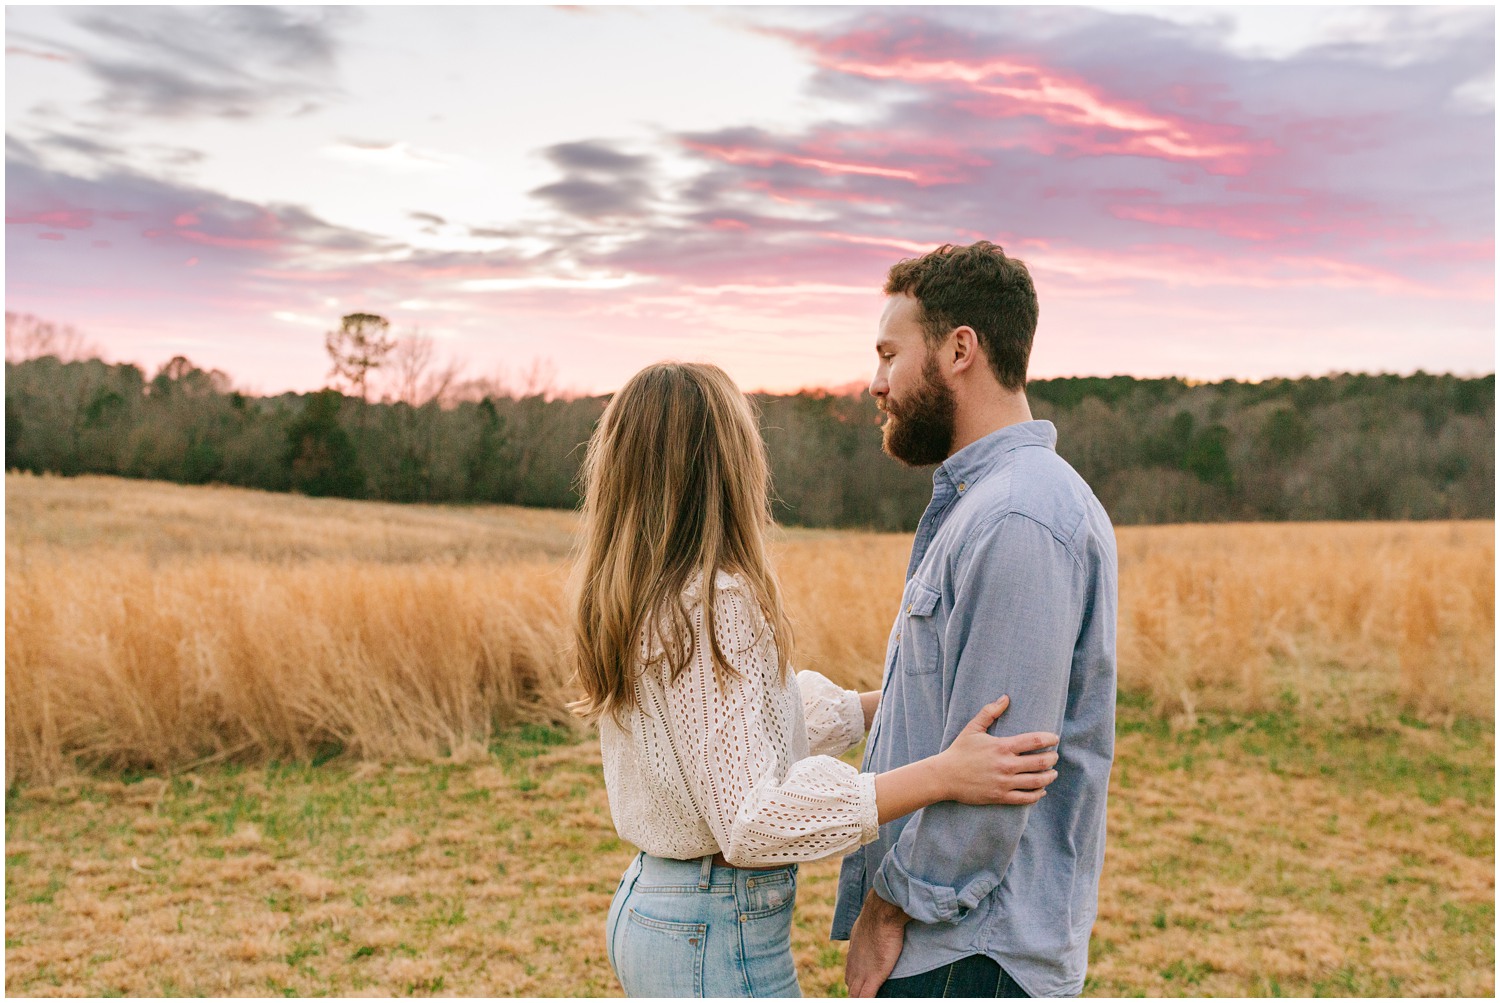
[5,551,576,780]
[5,473,1493,783]
[1114,522,1494,724]
[6,475,582,784]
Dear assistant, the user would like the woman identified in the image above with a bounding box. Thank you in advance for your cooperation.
[570,363,1059,998]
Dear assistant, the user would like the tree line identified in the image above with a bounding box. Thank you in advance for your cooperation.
[5,312,1493,530]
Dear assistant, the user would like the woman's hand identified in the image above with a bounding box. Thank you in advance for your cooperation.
[938,696,1059,806]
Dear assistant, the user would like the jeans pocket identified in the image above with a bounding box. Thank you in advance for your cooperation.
[743,869,796,918]
[618,908,707,997]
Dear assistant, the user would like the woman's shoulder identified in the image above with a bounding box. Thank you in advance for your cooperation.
[680,568,754,605]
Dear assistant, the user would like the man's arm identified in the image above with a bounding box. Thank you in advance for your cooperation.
[853,512,1081,990]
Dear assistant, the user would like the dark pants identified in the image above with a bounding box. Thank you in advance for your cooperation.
[877,955,1030,998]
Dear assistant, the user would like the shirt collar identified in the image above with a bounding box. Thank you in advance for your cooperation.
[935,419,1058,493]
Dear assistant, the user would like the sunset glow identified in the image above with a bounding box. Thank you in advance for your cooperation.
[5,6,1493,396]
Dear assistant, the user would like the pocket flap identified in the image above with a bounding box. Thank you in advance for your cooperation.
[905,580,941,618]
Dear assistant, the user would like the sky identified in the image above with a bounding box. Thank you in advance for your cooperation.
[5,5,1495,398]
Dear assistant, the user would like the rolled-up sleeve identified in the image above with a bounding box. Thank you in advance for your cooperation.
[870,512,1083,924]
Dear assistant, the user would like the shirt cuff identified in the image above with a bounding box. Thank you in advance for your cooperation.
[834,684,865,750]
[870,851,963,925]
[856,771,880,846]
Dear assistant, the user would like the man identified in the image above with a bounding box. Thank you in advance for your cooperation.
[832,242,1117,998]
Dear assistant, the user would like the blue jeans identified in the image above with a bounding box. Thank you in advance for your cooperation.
[606,852,802,997]
[877,954,1031,997]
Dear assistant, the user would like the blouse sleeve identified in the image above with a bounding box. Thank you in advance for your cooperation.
[663,578,880,866]
[795,669,867,758]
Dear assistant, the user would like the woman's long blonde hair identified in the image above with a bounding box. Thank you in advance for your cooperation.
[569,362,792,724]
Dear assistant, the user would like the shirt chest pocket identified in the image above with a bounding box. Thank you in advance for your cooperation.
[895,579,943,676]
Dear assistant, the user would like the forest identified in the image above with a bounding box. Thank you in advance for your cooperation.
[5,312,1493,530]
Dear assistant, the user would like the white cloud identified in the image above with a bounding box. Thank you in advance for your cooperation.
[321,140,468,173]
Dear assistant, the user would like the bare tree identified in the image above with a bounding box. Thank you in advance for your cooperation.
[385,330,464,408]
[5,312,97,364]
[519,357,559,401]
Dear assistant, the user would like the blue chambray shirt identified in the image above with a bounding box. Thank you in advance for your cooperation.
[831,419,1117,998]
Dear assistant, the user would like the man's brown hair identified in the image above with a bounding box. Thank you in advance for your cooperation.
[884,241,1039,391]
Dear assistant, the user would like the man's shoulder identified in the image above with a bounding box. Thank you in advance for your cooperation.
[965,444,1103,544]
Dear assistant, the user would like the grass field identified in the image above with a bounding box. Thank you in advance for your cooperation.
[5,473,1495,996]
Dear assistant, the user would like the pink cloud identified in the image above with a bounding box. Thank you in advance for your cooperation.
[816,231,945,255]
[5,45,69,63]
[741,179,895,206]
[8,209,96,229]
[1107,200,1395,244]
[682,137,938,183]
[173,230,280,251]
[1020,238,1470,299]
[7,208,143,229]
[797,32,1271,174]
[1380,239,1496,265]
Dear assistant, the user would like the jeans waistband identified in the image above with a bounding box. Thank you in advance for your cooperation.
[635,851,797,891]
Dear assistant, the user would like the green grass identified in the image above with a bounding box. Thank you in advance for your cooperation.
[5,711,1493,996]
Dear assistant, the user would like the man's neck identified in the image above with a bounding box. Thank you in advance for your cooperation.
[948,390,1034,456]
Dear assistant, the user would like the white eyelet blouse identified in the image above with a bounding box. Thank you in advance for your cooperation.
[598,571,880,867]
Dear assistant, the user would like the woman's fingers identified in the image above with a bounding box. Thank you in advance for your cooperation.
[1006,769,1058,790]
[1000,788,1046,805]
[993,750,1059,774]
[1008,750,1059,772]
[999,731,1059,755]
[959,695,1010,735]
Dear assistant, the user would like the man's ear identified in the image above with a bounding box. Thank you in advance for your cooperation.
[949,326,981,376]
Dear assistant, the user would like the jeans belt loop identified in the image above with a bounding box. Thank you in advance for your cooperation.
[698,853,714,890]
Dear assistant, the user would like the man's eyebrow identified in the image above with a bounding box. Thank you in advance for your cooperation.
[874,337,896,352]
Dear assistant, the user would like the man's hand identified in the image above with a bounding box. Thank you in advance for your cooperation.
[845,889,910,998]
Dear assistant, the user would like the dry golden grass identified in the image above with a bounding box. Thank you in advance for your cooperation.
[6,473,1493,783]
[7,475,583,785]
[1113,522,1494,725]
[4,471,580,563]
[4,473,1494,996]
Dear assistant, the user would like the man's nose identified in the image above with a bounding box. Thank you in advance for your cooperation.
[869,371,888,399]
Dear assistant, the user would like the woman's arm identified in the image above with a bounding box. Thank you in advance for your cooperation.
[796,670,867,756]
[860,690,880,731]
[871,696,1058,824]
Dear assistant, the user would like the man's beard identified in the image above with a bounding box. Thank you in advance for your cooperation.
[880,351,957,467]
